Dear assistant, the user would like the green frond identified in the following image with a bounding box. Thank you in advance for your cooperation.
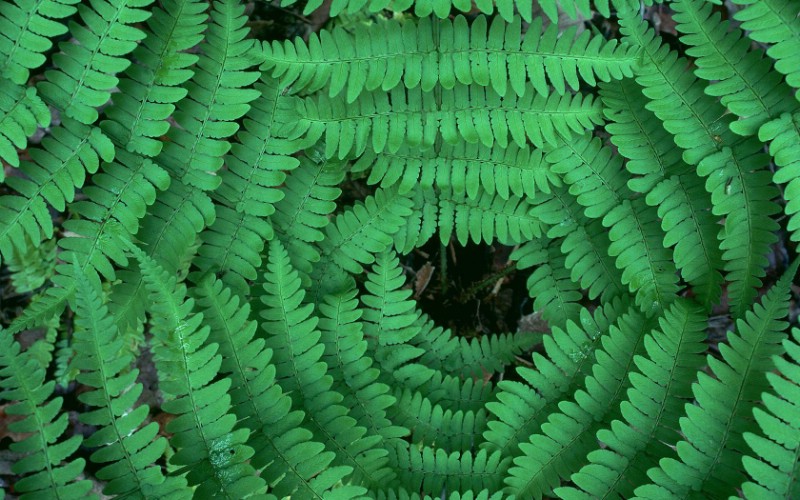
[731,0,800,93]
[37,0,153,125]
[634,262,798,499]
[389,387,487,453]
[387,443,507,495]
[71,264,190,498]
[392,185,438,254]
[533,186,625,302]
[0,330,93,499]
[101,0,207,155]
[601,79,723,305]
[0,118,114,265]
[619,9,781,319]
[264,15,636,101]
[260,239,395,490]
[482,297,631,458]
[504,309,653,498]
[437,188,542,246]
[760,111,800,242]
[287,83,603,159]
[59,149,170,280]
[130,244,267,498]
[279,0,537,22]
[672,0,796,136]
[272,154,345,279]
[318,286,409,443]
[155,0,261,192]
[512,238,582,328]
[0,0,78,84]
[741,324,800,499]
[313,187,414,298]
[556,299,707,500]
[6,236,56,293]
[196,78,300,293]
[0,83,49,170]
[192,275,359,499]
[352,142,556,201]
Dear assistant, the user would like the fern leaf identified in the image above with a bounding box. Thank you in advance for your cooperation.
[512,238,582,328]
[0,118,113,265]
[260,239,395,490]
[101,0,207,155]
[192,275,360,498]
[37,0,153,124]
[634,262,798,499]
[619,8,781,319]
[130,244,267,497]
[760,111,800,242]
[503,309,652,498]
[0,83,50,170]
[318,285,410,444]
[0,0,78,84]
[196,78,300,293]
[731,0,800,93]
[264,15,636,101]
[387,443,507,495]
[0,331,93,499]
[741,324,800,499]
[601,79,723,305]
[352,142,556,201]
[71,264,190,498]
[556,299,707,499]
[289,84,603,159]
[672,0,795,135]
[482,297,631,458]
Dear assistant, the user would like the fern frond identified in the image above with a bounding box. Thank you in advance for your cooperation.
[192,275,360,498]
[511,238,582,328]
[601,79,724,305]
[634,262,798,499]
[0,118,113,265]
[131,245,267,497]
[555,299,707,500]
[271,154,344,279]
[0,83,50,170]
[260,239,395,490]
[101,0,207,155]
[0,330,93,499]
[387,443,507,495]
[760,111,800,242]
[37,0,153,124]
[156,0,260,191]
[313,186,414,298]
[504,309,652,498]
[196,78,300,293]
[264,15,636,101]
[288,84,603,159]
[0,0,78,84]
[389,387,487,453]
[6,236,56,293]
[71,264,190,498]
[672,0,796,136]
[482,297,631,458]
[741,324,800,499]
[731,0,800,93]
[318,286,409,443]
[59,149,170,280]
[352,142,556,200]
[619,9,781,319]
[436,188,542,246]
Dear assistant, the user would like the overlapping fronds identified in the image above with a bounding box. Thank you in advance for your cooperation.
[0,329,92,499]
[634,263,798,498]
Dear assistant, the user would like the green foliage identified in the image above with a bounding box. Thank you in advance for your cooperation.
[1,0,800,498]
